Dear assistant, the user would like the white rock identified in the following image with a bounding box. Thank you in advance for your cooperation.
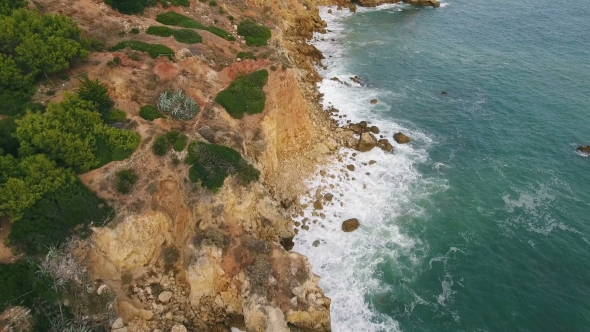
[112,317,124,329]
[170,325,187,332]
[97,284,108,295]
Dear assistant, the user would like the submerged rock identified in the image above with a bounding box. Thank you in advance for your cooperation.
[578,146,590,154]
[342,218,360,232]
[370,99,378,104]
[393,132,411,144]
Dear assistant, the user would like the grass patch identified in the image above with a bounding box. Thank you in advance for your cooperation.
[173,133,188,151]
[237,51,256,60]
[116,169,139,194]
[104,109,127,123]
[173,29,202,44]
[9,180,114,256]
[146,25,175,37]
[215,69,268,119]
[186,142,260,192]
[156,11,235,41]
[140,105,164,121]
[130,27,140,34]
[109,41,174,59]
[237,20,271,46]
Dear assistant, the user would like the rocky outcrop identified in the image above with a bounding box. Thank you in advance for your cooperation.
[357,132,378,152]
[342,218,360,232]
[393,132,411,144]
[354,0,439,8]
[578,146,590,154]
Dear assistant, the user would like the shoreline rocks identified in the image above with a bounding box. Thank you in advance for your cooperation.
[342,218,360,232]
[393,132,410,144]
[357,132,378,152]
[578,146,590,154]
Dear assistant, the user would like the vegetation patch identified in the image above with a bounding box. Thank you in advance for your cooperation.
[157,90,199,120]
[215,69,268,119]
[186,142,260,192]
[237,51,257,60]
[75,76,115,117]
[104,109,127,123]
[146,25,175,37]
[116,169,139,194]
[173,29,202,44]
[156,11,235,41]
[152,135,169,156]
[8,179,113,255]
[140,105,164,121]
[105,0,189,15]
[173,133,188,151]
[109,41,174,59]
[237,20,271,46]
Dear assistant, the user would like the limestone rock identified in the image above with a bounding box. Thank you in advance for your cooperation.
[578,145,590,154]
[97,284,109,296]
[369,126,380,134]
[112,317,124,329]
[378,139,394,153]
[313,200,323,210]
[113,328,128,332]
[323,193,333,201]
[346,164,355,171]
[158,291,173,304]
[357,132,377,152]
[170,325,187,332]
[393,132,411,144]
[342,218,360,232]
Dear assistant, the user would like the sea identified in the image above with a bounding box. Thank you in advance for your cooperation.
[292,1,590,331]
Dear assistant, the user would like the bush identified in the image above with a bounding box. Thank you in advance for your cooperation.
[173,133,188,151]
[237,20,271,46]
[109,41,174,59]
[104,109,127,123]
[157,90,199,120]
[237,51,256,60]
[9,179,114,255]
[186,142,260,192]
[0,117,20,157]
[130,27,140,34]
[173,29,202,44]
[146,25,175,37]
[156,11,235,41]
[152,135,169,156]
[168,0,190,5]
[75,76,115,116]
[116,169,138,194]
[139,105,164,121]
[215,69,268,119]
[107,0,157,14]
[209,0,216,6]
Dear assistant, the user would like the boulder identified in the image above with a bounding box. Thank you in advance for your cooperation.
[357,132,377,152]
[323,193,334,201]
[112,317,124,329]
[578,146,590,154]
[342,218,360,232]
[369,126,380,134]
[378,139,393,153]
[350,76,362,84]
[403,0,440,7]
[170,325,187,332]
[158,291,173,304]
[393,132,411,144]
[346,164,355,171]
[359,121,368,128]
[313,200,323,210]
[370,99,378,104]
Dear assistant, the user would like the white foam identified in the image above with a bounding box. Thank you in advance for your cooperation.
[292,6,446,331]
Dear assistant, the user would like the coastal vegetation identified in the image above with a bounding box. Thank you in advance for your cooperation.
[152,131,188,156]
[146,26,203,44]
[237,51,257,60]
[156,11,235,41]
[186,142,260,192]
[140,104,164,121]
[157,90,199,120]
[105,0,189,15]
[109,41,175,59]
[116,169,139,194]
[237,20,271,46]
[215,69,268,118]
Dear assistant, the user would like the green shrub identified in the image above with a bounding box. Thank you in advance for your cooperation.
[82,37,106,52]
[228,15,234,21]
[209,0,217,6]
[0,117,20,157]
[186,142,260,192]
[107,0,157,14]
[215,69,268,119]
[146,25,175,37]
[173,29,202,44]
[152,135,169,156]
[75,76,115,116]
[218,7,224,14]
[168,0,190,5]
[156,11,235,41]
[130,27,140,34]
[104,109,127,123]
[110,41,174,59]
[9,180,114,255]
[173,134,188,151]
[116,169,139,194]
[157,90,199,120]
[237,51,256,60]
[237,20,271,46]
[139,105,164,121]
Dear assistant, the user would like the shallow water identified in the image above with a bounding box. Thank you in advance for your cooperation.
[293,1,590,331]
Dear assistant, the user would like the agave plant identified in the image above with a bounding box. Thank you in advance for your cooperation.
[157,90,199,120]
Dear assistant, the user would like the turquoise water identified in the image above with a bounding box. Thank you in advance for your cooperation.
[294,1,590,331]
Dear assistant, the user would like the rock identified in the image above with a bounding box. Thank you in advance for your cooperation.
[323,193,334,201]
[313,200,323,210]
[403,0,440,7]
[170,325,187,332]
[346,164,355,171]
[312,240,321,247]
[359,121,368,128]
[97,284,108,296]
[328,9,332,13]
[342,218,360,232]
[441,91,448,95]
[393,132,411,144]
[330,77,340,82]
[158,291,173,304]
[357,132,377,152]
[370,99,378,104]
[578,146,590,154]
[351,76,362,84]
[113,328,128,332]
[112,317,124,329]
[348,123,362,134]
[369,126,380,134]
[369,160,377,165]
[378,139,394,153]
